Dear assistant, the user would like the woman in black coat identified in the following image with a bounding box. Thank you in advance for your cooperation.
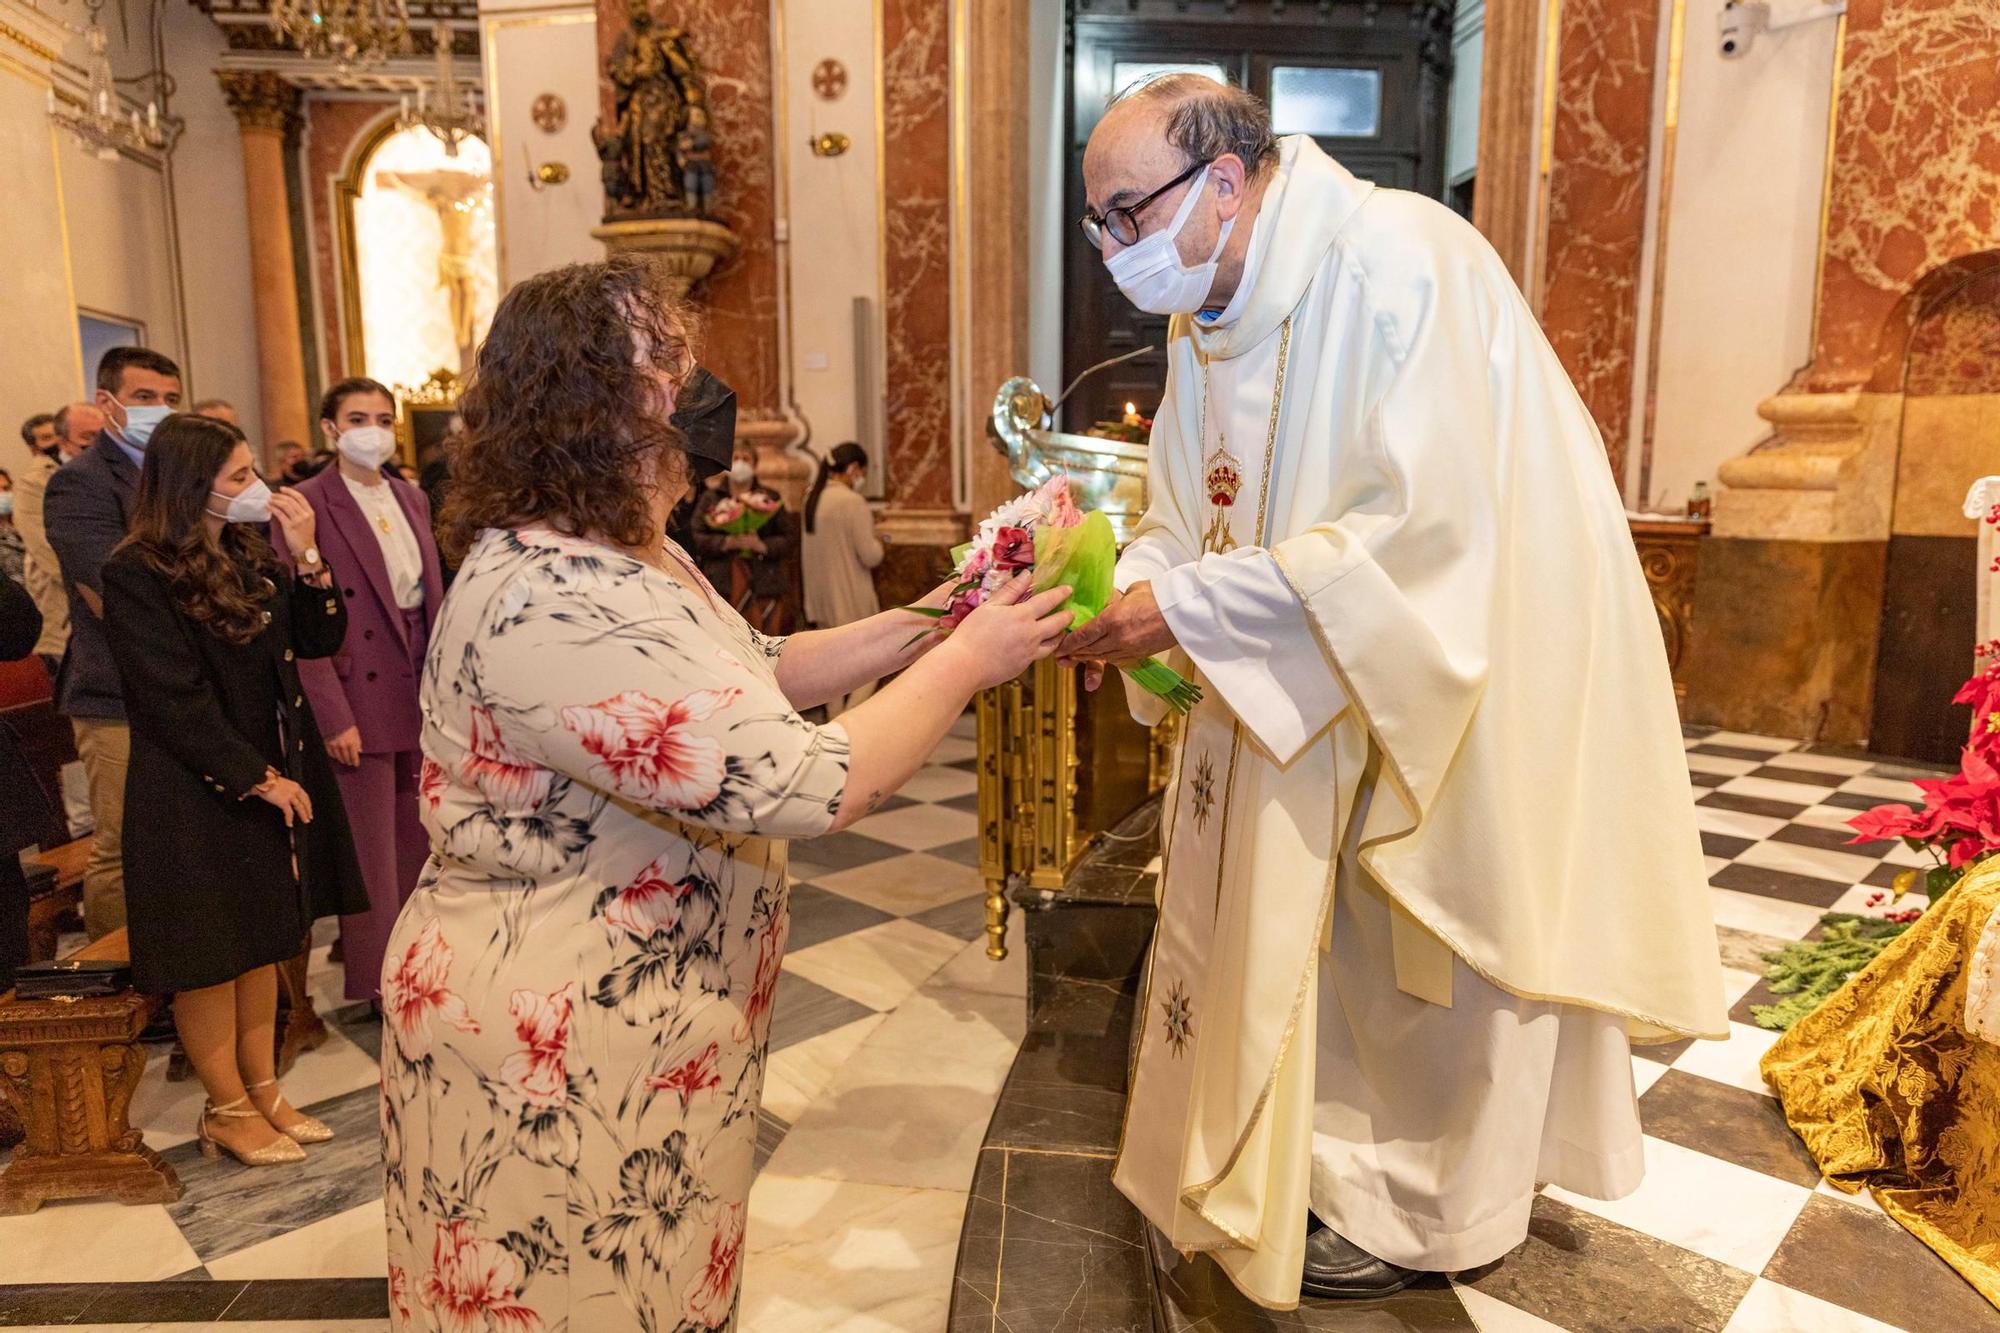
[0,575,47,991]
[102,414,366,1167]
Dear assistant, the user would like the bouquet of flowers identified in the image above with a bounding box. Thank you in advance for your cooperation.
[1845,650,2000,903]
[911,475,1201,712]
[707,491,782,537]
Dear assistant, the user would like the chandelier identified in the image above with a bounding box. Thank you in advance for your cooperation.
[400,23,483,157]
[46,11,167,160]
[270,0,410,71]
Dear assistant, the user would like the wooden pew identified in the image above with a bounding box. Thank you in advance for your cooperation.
[0,928,182,1214]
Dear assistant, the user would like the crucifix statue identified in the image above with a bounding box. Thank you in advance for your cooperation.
[374,167,490,372]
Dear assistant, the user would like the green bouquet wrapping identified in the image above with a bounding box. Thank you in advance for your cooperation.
[910,476,1201,713]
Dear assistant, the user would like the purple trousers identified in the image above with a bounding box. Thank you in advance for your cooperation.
[334,747,429,1000]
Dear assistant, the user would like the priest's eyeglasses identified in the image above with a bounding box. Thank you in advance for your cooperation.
[1079,158,1208,250]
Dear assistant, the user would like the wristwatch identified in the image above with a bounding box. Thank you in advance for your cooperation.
[300,546,323,569]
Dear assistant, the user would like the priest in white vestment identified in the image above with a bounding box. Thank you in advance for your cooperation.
[1060,76,1729,1310]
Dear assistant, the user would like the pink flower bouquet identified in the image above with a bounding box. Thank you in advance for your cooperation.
[910,475,1201,713]
[706,491,781,537]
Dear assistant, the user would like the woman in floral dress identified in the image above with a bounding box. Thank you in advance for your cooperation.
[380,256,1074,1333]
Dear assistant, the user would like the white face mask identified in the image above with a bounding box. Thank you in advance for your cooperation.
[1103,163,1236,316]
[209,476,273,525]
[113,403,173,451]
[336,425,397,469]
[729,460,756,485]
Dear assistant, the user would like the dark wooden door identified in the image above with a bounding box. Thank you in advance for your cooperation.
[1061,0,1454,433]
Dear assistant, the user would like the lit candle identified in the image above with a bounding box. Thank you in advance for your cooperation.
[147,101,158,132]
[96,89,109,116]
[1123,401,1141,426]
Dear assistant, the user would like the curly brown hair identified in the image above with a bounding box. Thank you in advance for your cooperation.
[439,256,698,564]
[117,413,280,647]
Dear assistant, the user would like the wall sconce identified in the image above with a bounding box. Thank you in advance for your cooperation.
[809,131,850,158]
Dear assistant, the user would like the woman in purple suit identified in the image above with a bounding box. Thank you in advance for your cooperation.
[271,378,444,1002]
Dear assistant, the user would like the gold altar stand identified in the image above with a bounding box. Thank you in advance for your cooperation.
[975,376,1172,960]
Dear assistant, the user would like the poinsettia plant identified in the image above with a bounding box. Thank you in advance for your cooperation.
[1846,648,2000,902]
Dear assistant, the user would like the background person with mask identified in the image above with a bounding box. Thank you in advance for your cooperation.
[44,347,182,939]
[102,413,364,1165]
[691,441,796,634]
[268,377,442,1004]
[0,469,23,586]
[801,441,884,717]
[16,403,101,678]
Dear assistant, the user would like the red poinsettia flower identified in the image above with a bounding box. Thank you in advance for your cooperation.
[558,688,740,810]
[499,984,572,1111]
[420,1219,542,1333]
[645,1040,721,1108]
[464,704,553,812]
[992,526,1035,572]
[382,919,482,1059]
[686,1203,746,1327]
[1846,803,1926,845]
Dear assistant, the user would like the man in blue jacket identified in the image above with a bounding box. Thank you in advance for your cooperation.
[44,346,182,939]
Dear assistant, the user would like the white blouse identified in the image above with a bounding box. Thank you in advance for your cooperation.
[343,473,425,609]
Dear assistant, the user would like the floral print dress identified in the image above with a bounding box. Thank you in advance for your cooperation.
[381,527,852,1333]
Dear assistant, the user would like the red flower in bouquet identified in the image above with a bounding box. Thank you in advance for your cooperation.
[992,526,1035,572]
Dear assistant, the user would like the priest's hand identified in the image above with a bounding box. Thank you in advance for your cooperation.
[1061,583,1177,690]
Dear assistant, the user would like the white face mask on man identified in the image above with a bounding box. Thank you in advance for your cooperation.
[1103,163,1236,316]
[336,425,398,469]
[111,403,173,452]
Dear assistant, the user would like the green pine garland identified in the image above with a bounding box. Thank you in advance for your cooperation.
[1750,913,1916,1031]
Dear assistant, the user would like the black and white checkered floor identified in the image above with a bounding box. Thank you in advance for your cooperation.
[3,720,1992,1331]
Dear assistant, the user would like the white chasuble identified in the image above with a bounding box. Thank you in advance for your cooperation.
[1109,136,1728,1310]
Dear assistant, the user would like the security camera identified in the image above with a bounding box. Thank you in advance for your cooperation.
[1719,1,1845,60]
[1719,0,1768,59]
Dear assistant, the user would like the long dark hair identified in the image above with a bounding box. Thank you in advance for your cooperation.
[805,441,868,534]
[440,256,698,564]
[117,414,278,647]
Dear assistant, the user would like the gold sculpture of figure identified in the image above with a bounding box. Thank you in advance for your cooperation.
[375,168,490,372]
[592,0,713,220]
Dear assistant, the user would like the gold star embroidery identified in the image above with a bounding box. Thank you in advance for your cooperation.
[1190,752,1217,835]
[1161,979,1194,1058]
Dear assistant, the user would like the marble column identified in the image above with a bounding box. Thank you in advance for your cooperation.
[958,0,1028,522]
[218,72,312,454]
[1470,0,1542,291]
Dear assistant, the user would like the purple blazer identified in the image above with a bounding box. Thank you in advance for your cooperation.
[270,468,444,754]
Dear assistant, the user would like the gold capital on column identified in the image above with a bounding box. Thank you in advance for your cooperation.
[217,71,302,139]
[216,70,311,454]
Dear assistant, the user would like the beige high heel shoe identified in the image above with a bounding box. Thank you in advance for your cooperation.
[197,1095,308,1165]
[245,1078,335,1144]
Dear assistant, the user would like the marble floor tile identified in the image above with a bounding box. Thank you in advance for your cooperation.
[927,735,979,766]
[1449,1283,1572,1333]
[783,881,896,952]
[129,1024,382,1153]
[1630,1053,1671,1097]
[1714,924,1794,974]
[846,803,980,853]
[1693,805,1788,842]
[793,830,908,874]
[1780,804,1879,836]
[0,1201,200,1283]
[762,1013,887,1122]
[1686,750,1762,777]
[1778,750,1879,776]
[1747,763,1850,790]
[783,918,966,1012]
[764,988,1021,1191]
[1709,888,1829,940]
[929,932,1028,1000]
[1703,732,1797,753]
[1763,1195,2000,1331]
[205,1199,387,1281]
[164,1085,385,1267]
[1734,839,1885,889]
[811,851,983,918]
[1716,965,1766,1010]
[1461,1193,1755,1333]
[904,891,990,943]
[947,713,977,740]
[1709,862,1849,909]
[1637,1071,1821,1189]
[961,1148,1151,1333]
[1545,1134,1812,1273]
[1813,1174,1886,1216]
[891,764,980,803]
[768,971,881,1052]
[1838,774,1925,803]
[1721,1277,1903,1333]
[1668,1021,1783,1097]
[741,1175,968,1333]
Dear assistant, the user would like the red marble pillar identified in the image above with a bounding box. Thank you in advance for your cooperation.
[1537,0,1660,483]
[594,0,781,412]
[1803,0,2000,393]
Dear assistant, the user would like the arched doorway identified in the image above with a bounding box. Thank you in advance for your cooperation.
[338,124,500,394]
[1870,254,2000,763]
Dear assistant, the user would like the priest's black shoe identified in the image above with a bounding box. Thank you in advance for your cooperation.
[1300,1216,1425,1300]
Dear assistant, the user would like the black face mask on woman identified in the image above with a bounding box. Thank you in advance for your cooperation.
[669,368,738,486]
